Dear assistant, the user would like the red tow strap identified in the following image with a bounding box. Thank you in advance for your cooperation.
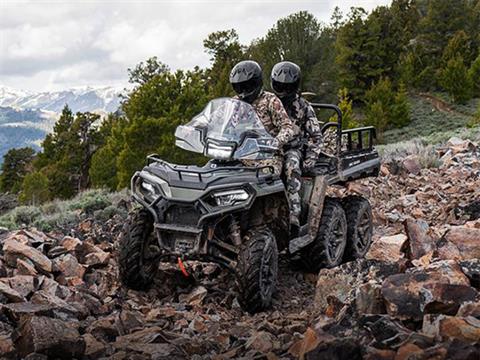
[177,257,190,277]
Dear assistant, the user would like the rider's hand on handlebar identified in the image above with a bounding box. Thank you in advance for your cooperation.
[303,157,316,171]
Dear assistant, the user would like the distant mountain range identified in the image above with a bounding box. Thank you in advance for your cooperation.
[0,85,125,165]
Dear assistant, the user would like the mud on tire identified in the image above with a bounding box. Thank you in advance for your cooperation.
[342,195,373,260]
[299,198,347,273]
[236,227,278,314]
[118,208,157,290]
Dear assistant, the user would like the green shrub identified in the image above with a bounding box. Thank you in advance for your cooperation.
[12,206,41,226]
[33,211,79,233]
[94,205,128,223]
[68,189,111,215]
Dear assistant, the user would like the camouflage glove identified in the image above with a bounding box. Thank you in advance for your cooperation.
[303,156,316,171]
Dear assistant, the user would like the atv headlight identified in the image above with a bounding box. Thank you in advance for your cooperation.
[211,189,249,207]
[205,142,234,160]
[137,179,161,202]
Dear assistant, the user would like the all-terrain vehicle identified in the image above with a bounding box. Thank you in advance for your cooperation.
[118,97,380,313]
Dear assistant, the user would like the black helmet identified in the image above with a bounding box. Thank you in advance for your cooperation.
[229,60,263,103]
[271,61,301,100]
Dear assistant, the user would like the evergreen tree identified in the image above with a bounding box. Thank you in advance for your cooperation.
[440,54,473,103]
[469,53,480,96]
[0,147,36,193]
[329,88,357,129]
[203,29,244,98]
[19,171,50,206]
[392,82,411,128]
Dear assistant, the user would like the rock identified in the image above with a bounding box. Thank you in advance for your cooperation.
[441,227,480,260]
[382,261,477,321]
[0,321,15,358]
[0,281,26,303]
[402,156,421,175]
[0,259,7,277]
[457,301,480,318]
[366,234,407,262]
[459,259,480,288]
[16,258,38,276]
[422,314,480,343]
[363,347,396,360]
[1,302,55,322]
[360,314,434,349]
[3,239,52,273]
[84,250,110,267]
[117,310,145,335]
[86,316,119,341]
[445,339,480,360]
[179,286,208,306]
[53,254,85,279]
[30,290,82,319]
[403,219,436,260]
[5,275,39,298]
[355,281,386,315]
[15,316,85,358]
[246,331,277,353]
[60,236,82,252]
[83,333,107,359]
[315,260,403,312]
[446,137,477,154]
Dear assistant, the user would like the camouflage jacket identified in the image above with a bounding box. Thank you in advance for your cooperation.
[282,94,323,160]
[236,91,297,147]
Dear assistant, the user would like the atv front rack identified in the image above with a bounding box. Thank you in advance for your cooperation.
[146,154,276,182]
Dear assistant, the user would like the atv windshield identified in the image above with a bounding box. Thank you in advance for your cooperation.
[175,98,278,160]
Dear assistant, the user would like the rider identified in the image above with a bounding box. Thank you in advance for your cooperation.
[229,60,297,175]
[271,61,323,234]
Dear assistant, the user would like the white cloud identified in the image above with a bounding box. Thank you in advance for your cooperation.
[0,0,391,91]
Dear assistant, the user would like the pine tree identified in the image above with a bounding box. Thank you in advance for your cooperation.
[392,82,411,128]
[19,171,50,206]
[329,88,357,129]
[0,147,35,193]
[468,53,480,97]
[440,54,473,103]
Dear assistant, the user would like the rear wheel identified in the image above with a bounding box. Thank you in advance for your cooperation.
[299,198,347,272]
[118,208,158,290]
[236,228,278,313]
[342,196,373,260]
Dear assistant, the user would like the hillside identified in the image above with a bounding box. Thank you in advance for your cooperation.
[0,136,478,358]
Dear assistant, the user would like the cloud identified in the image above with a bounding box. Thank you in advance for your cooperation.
[0,0,391,91]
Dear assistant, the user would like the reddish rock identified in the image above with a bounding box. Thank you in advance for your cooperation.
[366,234,407,262]
[5,275,39,298]
[53,254,85,279]
[0,331,15,358]
[3,239,52,273]
[16,258,38,276]
[0,281,25,303]
[179,286,208,306]
[422,314,480,343]
[15,316,85,358]
[382,261,477,321]
[403,219,436,260]
[457,302,480,318]
[84,251,110,267]
[60,236,82,252]
[246,331,277,353]
[442,227,480,260]
[1,302,54,322]
[402,156,421,175]
[355,281,386,315]
[83,333,107,359]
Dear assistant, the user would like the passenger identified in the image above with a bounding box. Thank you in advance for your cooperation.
[271,61,323,234]
[229,60,297,175]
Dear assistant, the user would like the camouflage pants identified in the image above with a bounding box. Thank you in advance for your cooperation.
[283,148,302,227]
[242,157,283,175]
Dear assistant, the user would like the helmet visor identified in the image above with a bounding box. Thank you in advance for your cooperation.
[232,78,260,96]
[272,80,298,96]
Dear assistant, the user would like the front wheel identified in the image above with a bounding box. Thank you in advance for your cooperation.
[299,198,347,272]
[236,228,278,314]
[118,208,158,290]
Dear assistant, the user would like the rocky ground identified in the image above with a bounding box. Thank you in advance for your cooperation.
[0,137,479,359]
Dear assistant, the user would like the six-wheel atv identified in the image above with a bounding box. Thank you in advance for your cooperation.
[118,97,380,313]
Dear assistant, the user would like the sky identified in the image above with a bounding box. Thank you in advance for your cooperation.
[0,0,391,92]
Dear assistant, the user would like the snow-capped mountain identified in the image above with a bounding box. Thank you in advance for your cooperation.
[0,85,124,113]
[0,85,126,165]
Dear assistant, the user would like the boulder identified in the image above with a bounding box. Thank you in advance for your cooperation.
[366,234,407,262]
[4,275,39,298]
[382,261,477,321]
[15,316,85,358]
[402,156,421,175]
[422,314,480,343]
[441,227,480,260]
[53,254,85,278]
[355,281,386,315]
[1,302,55,322]
[0,281,26,303]
[3,239,52,273]
[403,219,436,260]
[16,258,38,276]
[84,250,110,267]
